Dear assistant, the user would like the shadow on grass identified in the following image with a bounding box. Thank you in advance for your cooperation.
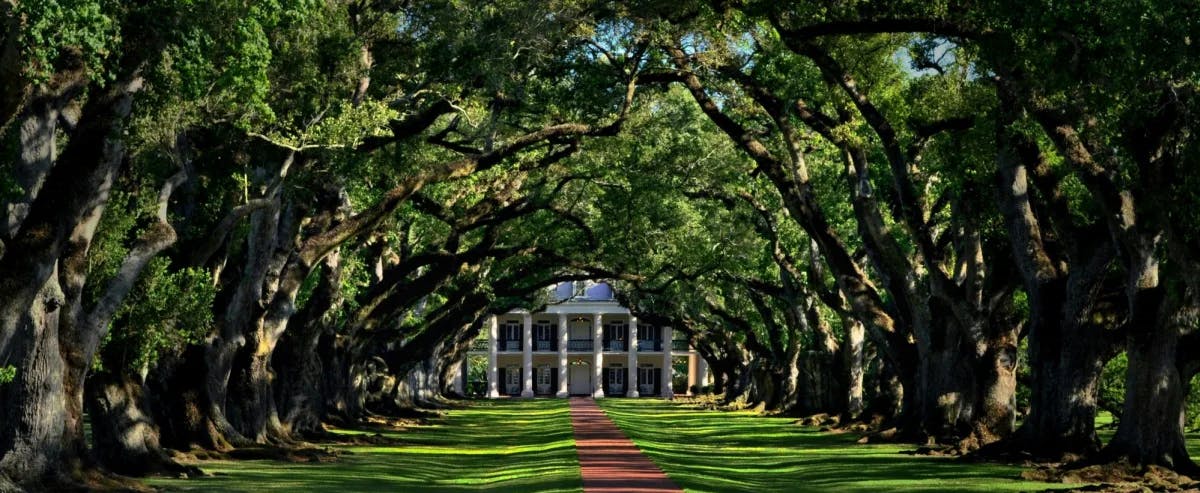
[148,399,582,492]
[597,399,1075,493]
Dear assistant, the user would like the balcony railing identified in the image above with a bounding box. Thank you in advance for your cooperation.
[471,340,488,351]
[606,340,627,351]
[636,339,662,351]
[672,339,689,351]
[535,340,554,352]
[502,340,521,352]
[567,339,593,352]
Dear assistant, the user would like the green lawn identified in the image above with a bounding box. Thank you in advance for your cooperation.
[148,399,583,492]
[597,399,1070,493]
[147,398,1196,493]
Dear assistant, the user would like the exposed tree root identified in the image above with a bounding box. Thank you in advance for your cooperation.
[1023,462,1199,492]
[170,445,342,464]
[76,468,159,492]
[964,435,1091,465]
[854,426,903,444]
[15,468,158,493]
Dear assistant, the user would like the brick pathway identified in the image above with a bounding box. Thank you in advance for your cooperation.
[569,397,683,493]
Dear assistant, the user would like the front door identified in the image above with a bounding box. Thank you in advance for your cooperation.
[569,364,590,395]
[638,366,656,395]
[505,365,521,395]
[536,366,552,395]
[607,367,625,394]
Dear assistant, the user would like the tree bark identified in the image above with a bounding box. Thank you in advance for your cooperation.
[1101,287,1196,471]
[275,250,344,436]
[0,273,66,484]
[151,346,235,451]
[0,73,147,485]
[86,372,198,476]
[842,317,866,418]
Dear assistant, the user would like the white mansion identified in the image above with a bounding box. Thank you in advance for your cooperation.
[463,281,709,398]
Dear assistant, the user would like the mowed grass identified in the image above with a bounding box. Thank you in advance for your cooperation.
[597,399,1072,493]
[144,398,1200,493]
[148,399,582,492]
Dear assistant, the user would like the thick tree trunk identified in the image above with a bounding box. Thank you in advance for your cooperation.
[227,183,349,442]
[0,275,66,484]
[991,112,1116,459]
[1016,281,1111,459]
[319,331,359,424]
[86,372,197,476]
[0,73,145,486]
[865,344,904,422]
[956,333,1019,451]
[150,346,235,451]
[842,317,865,418]
[275,252,343,436]
[775,343,802,413]
[1101,287,1196,471]
[227,341,290,443]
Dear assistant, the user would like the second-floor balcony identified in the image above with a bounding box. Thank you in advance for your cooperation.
[485,338,689,353]
[605,340,627,352]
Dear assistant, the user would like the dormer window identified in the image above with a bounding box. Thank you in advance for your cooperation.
[574,280,588,298]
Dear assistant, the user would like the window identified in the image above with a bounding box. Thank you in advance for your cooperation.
[537,367,551,385]
[608,321,627,340]
[506,367,520,385]
[535,322,552,340]
[638,366,655,386]
[608,368,624,385]
[574,281,587,297]
[638,324,660,341]
[502,322,522,351]
[503,322,521,341]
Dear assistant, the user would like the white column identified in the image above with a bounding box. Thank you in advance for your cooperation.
[592,313,604,398]
[626,316,639,397]
[557,313,569,397]
[696,353,709,392]
[486,316,499,398]
[661,326,674,399]
[521,313,534,398]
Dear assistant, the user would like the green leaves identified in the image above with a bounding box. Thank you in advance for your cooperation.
[18,0,117,82]
[0,365,15,385]
[103,260,215,373]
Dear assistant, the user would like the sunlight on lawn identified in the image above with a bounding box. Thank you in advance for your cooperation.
[147,399,582,492]
[146,398,1200,493]
[598,399,1073,493]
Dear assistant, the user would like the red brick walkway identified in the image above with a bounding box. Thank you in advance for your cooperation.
[569,397,683,493]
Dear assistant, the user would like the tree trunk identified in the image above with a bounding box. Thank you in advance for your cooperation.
[991,110,1117,459]
[842,317,865,418]
[867,344,904,422]
[86,372,198,476]
[204,187,288,446]
[1101,287,1196,471]
[275,251,343,436]
[0,274,66,484]
[0,73,145,486]
[958,333,1019,451]
[1015,279,1112,459]
[150,346,235,451]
